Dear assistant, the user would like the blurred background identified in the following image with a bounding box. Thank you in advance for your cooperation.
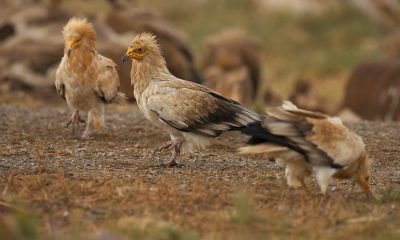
[1,0,400,121]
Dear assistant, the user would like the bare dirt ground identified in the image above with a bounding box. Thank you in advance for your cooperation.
[0,103,400,239]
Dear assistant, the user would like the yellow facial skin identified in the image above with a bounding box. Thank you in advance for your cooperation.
[68,39,81,49]
[356,172,374,199]
[122,44,146,62]
[357,174,370,192]
[354,153,374,199]
[66,37,81,56]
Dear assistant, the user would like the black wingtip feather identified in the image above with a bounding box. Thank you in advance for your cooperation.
[241,121,308,158]
[240,121,268,142]
[208,91,241,105]
[241,120,344,169]
[158,92,260,138]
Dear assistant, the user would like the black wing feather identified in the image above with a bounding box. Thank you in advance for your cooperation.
[158,91,260,137]
[241,120,343,169]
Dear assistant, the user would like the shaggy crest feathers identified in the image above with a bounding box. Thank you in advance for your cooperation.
[63,17,96,42]
[129,32,167,74]
[132,32,157,45]
[131,32,162,55]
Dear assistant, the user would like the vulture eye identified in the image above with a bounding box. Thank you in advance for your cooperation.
[136,48,142,52]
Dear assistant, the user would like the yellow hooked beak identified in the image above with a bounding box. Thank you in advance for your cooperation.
[67,39,80,56]
[122,45,145,63]
[121,50,130,63]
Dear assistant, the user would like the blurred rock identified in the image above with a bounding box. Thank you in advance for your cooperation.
[0,1,68,101]
[289,78,326,112]
[255,0,400,26]
[349,0,400,27]
[254,0,339,15]
[1,0,69,33]
[203,65,253,105]
[383,30,400,58]
[262,88,282,107]
[343,59,400,121]
[0,26,64,75]
[201,29,262,105]
[0,23,15,43]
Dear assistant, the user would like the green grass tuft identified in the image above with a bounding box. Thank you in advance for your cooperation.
[229,189,263,226]
[380,188,400,203]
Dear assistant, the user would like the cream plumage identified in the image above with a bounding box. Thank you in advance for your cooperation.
[56,17,125,140]
[122,33,260,167]
[240,101,372,197]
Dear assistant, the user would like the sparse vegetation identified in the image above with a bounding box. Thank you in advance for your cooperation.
[1,0,400,239]
[229,189,262,226]
[1,106,399,239]
[380,188,400,203]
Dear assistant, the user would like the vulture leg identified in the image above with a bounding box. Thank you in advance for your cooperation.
[66,110,85,134]
[162,137,185,168]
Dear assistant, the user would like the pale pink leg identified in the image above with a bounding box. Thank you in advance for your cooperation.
[66,110,85,134]
[81,125,91,140]
[163,138,185,167]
